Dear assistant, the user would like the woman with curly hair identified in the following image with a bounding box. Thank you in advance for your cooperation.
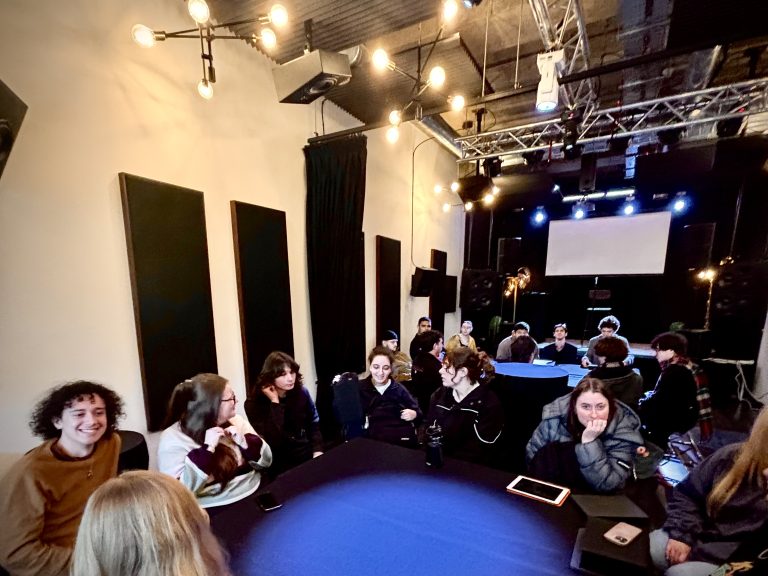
[72,470,231,576]
[157,373,272,508]
[0,381,124,576]
[426,347,503,465]
[650,407,768,575]
[244,351,323,476]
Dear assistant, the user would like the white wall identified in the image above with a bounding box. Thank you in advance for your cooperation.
[0,0,464,453]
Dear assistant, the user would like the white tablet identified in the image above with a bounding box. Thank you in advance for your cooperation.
[506,475,570,506]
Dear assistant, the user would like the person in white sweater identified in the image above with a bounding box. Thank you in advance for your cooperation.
[157,373,272,508]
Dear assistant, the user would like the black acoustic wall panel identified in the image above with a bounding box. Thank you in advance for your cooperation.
[232,201,294,387]
[376,236,401,345]
[120,173,218,431]
[0,79,27,182]
[430,250,448,335]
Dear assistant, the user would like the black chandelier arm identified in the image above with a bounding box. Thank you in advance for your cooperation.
[162,16,267,40]
[418,25,445,78]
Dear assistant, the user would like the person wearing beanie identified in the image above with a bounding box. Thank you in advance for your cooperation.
[380,329,411,383]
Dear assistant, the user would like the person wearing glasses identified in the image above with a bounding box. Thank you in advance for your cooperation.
[158,373,272,508]
[244,351,323,477]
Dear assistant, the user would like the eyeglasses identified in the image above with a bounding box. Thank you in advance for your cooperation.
[220,395,237,404]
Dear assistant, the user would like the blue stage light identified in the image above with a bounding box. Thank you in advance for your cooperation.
[672,193,689,214]
[573,206,586,219]
[532,206,547,225]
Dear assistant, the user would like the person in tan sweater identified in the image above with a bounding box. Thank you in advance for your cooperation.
[0,381,124,576]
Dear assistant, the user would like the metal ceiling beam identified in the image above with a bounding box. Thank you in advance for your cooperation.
[456,77,768,161]
[527,0,597,113]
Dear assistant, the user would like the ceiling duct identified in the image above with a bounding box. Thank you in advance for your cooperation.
[417,114,461,158]
[273,49,352,104]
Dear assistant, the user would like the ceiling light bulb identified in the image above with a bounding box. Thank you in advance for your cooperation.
[187,0,210,24]
[450,94,465,111]
[388,109,402,126]
[269,4,288,27]
[434,184,443,194]
[429,66,446,88]
[534,210,546,223]
[442,203,451,213]
[450,181,460,192]
[464,201,474,211]
[442,0,459,21]
[197,79,214,100]
[131,24,156,48]
[483,193,495,205]
[260,27,277,49]
[492,185,500,195]
[623,203,635,215]
[386,125,399,143]
[372,49,390,71]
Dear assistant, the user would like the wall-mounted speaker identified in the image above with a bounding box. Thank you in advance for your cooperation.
[460,269,501,311]
[411,267,439,297]
[497,237,522,275]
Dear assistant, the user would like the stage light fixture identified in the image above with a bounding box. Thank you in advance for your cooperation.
[536,50,564,112]
[532,206,547,225]
[658,128,684,148]
[572,200,594,219]
[132,1,287,98]
[716,117,743,138]
[621,197,638,216]
[573,205,586,219]
[672,192,689,213]
[522,149,545,166]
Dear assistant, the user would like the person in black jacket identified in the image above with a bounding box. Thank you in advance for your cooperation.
[426,347,504,466]
[359,346,422,447]
[638,332,699,448]
[244,351,323,477]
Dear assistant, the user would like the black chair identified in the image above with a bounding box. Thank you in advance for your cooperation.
[117,430,149,472]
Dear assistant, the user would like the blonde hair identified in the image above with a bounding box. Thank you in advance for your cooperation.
[72,471,231,576]
[707,407,768,517]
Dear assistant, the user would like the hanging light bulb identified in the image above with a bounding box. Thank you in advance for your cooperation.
[434,184,443,194]
[386,125,400,143]
[450,181,460,192]
[442,0,459,21]
[260,27,277,49]
[197,79,214,99]
[449,94,465,111]
[372,49,390,71]
[187,0,210,25]
[131,24,157,47]
[388,109,402,126]
[442,203,451,213]
[464,201,474,211]
[428,66,446,88]
[482,193,495,205]
[269,4,288,27]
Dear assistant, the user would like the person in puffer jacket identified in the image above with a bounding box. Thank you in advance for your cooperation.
[526,377,643,492]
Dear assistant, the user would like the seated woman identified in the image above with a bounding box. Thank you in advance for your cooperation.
[244,351,323,476]
[157,373,272,508]
[586,336,644,409]
[0,381,124,576]
[526,377,643,493]
[72,470,231,576]
[426,348,504,465]
[638,332,699,448]
[650,407,768,576]
[359,346,422,447]
[445,320,478,354]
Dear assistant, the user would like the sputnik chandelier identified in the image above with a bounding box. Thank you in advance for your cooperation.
[132,0,288,99]
[372,0,468,143]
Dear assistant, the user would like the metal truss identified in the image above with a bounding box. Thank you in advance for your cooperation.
[528,0,597,114]
[456,77,768,162]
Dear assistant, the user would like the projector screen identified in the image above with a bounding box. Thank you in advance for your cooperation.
[545,212,671,276]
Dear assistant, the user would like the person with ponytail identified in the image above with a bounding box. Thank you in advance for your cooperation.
[650,407,768,575]
[157,374,272,508]
[425,348,504,465]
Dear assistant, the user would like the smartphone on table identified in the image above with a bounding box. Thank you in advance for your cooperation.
[255,491,282,512]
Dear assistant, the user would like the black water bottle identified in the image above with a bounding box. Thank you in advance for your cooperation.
[425,424,444,468]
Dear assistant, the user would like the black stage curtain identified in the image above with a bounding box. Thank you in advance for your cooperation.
[304,136,367,380]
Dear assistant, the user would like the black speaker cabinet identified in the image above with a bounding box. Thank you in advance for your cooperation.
[497,237,522,275]
[411,267,439,297]
[460,269,501,311]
